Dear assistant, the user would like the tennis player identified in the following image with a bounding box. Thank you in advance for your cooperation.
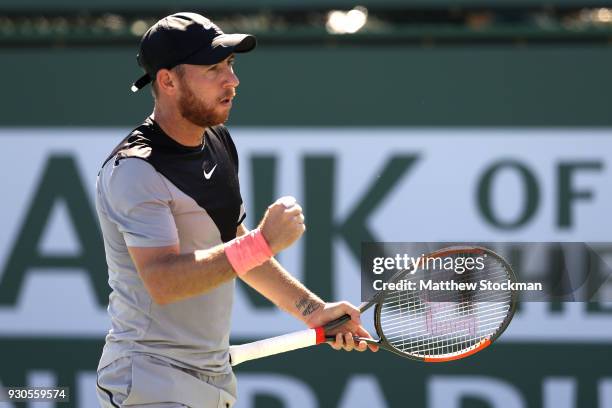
[95,12,375,408]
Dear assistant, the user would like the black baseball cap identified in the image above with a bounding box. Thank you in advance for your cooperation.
[131,12,256,92]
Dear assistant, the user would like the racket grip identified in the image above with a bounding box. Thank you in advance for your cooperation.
[229,328,321,366]
[323,313,352,331]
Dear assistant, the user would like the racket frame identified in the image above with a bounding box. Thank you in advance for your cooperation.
[323,246,517,361]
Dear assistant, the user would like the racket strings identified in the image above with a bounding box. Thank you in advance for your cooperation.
[377,251,513,358]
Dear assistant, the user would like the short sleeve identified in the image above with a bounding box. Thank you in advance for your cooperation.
[99,157,179,247]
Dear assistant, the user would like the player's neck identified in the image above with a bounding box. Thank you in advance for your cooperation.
[151,105,205,147]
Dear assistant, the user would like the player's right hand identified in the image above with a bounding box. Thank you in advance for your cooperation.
[259,196,305,254]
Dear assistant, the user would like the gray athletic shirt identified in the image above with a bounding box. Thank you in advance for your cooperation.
[96,120,245,375]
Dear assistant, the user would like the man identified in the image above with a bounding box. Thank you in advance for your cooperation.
[95,12,375,408]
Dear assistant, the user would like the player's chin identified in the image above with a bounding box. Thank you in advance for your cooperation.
[209,111,231,126]
[216,107,232,122]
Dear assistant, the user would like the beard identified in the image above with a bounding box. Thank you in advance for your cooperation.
[177,79,230,128]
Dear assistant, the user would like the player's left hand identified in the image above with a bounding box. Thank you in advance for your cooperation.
[305,301,378,352]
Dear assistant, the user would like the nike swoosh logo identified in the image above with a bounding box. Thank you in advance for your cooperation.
[203,164,217,180]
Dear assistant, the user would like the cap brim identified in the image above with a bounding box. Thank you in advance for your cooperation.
[186,33,256,66]
[212,34,256,53]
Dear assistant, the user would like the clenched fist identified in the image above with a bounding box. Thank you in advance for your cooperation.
[259,196,306,254]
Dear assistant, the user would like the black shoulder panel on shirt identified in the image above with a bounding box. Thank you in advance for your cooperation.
[102,118,244,243]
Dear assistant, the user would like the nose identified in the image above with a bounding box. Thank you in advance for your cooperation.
[224,69,239,89]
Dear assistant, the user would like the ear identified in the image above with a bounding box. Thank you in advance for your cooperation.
[155,69,177,95]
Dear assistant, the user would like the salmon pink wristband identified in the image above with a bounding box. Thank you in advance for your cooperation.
[225,229,274,276]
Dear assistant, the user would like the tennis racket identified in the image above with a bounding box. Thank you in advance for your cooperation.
[229,245,517,365]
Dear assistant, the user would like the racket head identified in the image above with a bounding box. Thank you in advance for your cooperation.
[373,246,517,362]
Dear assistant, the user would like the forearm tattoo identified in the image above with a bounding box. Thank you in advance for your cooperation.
[295,296,321,317]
